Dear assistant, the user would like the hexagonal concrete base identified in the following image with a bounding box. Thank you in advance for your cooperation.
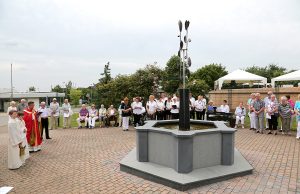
[120,148,253,191]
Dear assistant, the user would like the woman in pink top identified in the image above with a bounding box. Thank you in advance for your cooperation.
[287,95,295,129]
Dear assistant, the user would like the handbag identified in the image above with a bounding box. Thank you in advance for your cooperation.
[19,146,26,156]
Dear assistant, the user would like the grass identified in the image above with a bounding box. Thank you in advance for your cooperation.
[241,115,298,131]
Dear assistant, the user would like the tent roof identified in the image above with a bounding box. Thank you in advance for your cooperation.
[218,69,267,82]
[271,70,300,86]
[216,69,267,90]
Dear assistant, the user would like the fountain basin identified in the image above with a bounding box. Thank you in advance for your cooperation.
[120,119,253,191]
[136,120,235,173]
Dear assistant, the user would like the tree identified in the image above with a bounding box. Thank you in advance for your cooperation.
[51,85,63,93]
[99,62,112,84]
[191,63,228,89]
[245,64,286,83]
[130,64,164,99]
[69,88,82,105]
[94,64,164,107]
[187,80,210,97]
[162,55,182,94]
[28,86,36,92]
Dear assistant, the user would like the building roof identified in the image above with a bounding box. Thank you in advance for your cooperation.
[0,92,65,99]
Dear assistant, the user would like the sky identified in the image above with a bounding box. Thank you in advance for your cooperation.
[0,0,300,91]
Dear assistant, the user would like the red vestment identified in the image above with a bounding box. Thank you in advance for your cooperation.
[23,108,42,147]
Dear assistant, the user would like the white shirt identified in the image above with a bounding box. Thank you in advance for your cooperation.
[109,109,115,116]
[89,109,98,117]
[50,102,60,116]
[156,101,165,111]
[171,101,180,114]
[235,107,246,117]
[194,100,205,111]
[146,101,157,113]
[38,107,49,118]
[220,105,230,113]
[189,97,196,110]
[99,108,107,116]
[7,106,17,115]
[165,100,172,110]
[132,102,143,115]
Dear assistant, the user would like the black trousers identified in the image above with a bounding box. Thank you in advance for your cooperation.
[172,113,179,119]
[133,114,142,126]
[41,117,50,138]
[268,115,278,130]
[190,109,195,119]
[156,111,165,120]
[196,110,205,120]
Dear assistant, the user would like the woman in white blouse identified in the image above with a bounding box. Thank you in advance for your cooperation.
[132,97,143,126]
[171,97,180,119]
[146,95,157,120]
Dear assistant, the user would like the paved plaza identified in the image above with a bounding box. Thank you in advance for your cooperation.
[1,120,300,193]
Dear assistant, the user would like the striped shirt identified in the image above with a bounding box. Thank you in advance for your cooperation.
[278,103,292,118]
[252,99,265,117]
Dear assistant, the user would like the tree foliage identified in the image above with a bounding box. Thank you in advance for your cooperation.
[162,55,186,94]
[94,64,163,107]
[99,62,112,84]
[187,79,210,96]
[28,86,36,92]
[190,63,228,89]
[69,88,82,105]
[245,64,287,83]
[51,85,63,93]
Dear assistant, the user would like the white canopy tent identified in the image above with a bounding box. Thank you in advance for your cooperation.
[216,69,268,90]
[271,70,300,87]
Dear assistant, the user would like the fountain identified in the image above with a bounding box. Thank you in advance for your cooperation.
[120,21,253,191]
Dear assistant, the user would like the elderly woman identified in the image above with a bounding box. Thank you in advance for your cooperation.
[171,97,180,119]
[194,95,206,120]
[98,104,107,128]
[266,94,279,135]
[234,102,246,129]
[247,93,256,130]
[252,93,265,134]
[88,104,99,129]
[121,97,132,131]
[278,96,293,135]
[132,97,143,126]
[294,94,300,139]
[146,95,157,120]
[7,101,17,115]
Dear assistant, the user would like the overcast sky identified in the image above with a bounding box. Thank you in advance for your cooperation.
[0,0,300,91]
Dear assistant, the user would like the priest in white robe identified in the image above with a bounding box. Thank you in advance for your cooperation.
[8,110,24,170]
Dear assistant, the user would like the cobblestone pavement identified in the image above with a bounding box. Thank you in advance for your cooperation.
[1,124,300,194]
[0,113,8,127]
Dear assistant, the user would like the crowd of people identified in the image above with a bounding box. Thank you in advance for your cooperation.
[247,92,300,138]
[6,92,300,169]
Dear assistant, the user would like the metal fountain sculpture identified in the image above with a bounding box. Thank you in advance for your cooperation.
[177,20,192,131]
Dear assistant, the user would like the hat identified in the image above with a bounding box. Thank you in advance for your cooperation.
[53,98,57,101]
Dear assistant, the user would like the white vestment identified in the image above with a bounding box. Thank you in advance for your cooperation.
[8,118,23,169]
[16,118,30,161]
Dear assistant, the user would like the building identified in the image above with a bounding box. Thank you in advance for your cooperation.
[0,92,65,112]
